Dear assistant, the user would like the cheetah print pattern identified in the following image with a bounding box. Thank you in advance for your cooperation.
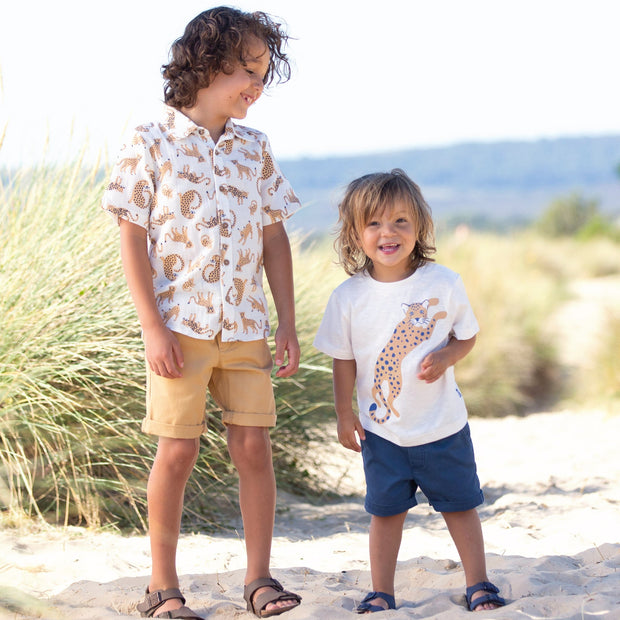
[369,299,447,424]
[102,107,300,341]
[178,189,202,219]
[219,184,249,205]
[162,254,185,281]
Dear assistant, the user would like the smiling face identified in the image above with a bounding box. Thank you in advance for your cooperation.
[359,199,419,282]
[183,36,270,141]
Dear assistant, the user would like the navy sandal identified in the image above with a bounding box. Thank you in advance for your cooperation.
[465,581,506,611]
[355,591,396,613]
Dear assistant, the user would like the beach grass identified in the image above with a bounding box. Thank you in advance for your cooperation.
[1,160,619,531]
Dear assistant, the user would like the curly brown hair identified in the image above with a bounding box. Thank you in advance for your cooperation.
[335,169,436,276]
[162,6,291,109]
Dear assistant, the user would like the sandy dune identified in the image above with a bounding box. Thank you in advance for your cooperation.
[2,408,619,619]
[2,275,619,618]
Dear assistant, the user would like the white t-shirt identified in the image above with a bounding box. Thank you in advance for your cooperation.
[313,263,479,447]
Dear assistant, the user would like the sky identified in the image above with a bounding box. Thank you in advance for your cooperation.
[1,0,620,167]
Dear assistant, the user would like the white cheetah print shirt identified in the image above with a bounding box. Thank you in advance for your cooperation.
[102,105,300,342]
[314,264,479,447]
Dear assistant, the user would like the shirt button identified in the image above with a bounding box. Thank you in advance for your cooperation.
[223,259,230,265]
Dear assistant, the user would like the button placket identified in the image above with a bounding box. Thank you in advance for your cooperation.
[212,141,236,337]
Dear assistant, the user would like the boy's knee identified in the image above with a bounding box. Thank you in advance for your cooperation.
[155,437,200,473]
[227,426,271,468]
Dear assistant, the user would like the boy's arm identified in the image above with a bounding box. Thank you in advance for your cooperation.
[417,334,476,383]
[333,358,366,452]
[119,219,184,378]
[262,221,299,377]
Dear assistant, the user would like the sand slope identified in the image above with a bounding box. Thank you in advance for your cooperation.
[3,275,619,618]
[2,409,619,619]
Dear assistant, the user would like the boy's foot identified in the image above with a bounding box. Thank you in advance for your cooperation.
[469,591,499,611]
[465,581,506,612]
[136,587,203,618]
[244,578,301,617]
[355,591,396,613]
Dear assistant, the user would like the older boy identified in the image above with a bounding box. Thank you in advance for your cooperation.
[102,7,302,618]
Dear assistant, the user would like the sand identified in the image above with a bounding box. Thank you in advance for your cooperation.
[2,407,619,619]
[3,275,619,618]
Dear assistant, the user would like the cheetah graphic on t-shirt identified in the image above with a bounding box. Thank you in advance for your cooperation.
[369,298,447,424]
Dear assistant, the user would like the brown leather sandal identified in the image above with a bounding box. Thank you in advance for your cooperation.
[136,587,203,619]
[243,578,301,617]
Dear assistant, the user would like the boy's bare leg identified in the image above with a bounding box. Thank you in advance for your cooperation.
[147,437,199,614]
[227,425,298,614]
[442,508,499,611]
[366,511,408,611]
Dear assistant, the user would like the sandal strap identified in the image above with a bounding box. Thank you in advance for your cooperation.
[137,588,186,617]
[356,591,396,613]
[465,581,506,611]
[244,577,301,616]
[244,577,284,600]
[154,605,203,619]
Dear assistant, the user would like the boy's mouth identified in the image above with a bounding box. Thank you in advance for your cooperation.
[241,94,255,106]
[379,243,399,254]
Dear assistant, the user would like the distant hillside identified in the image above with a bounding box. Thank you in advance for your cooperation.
[280,135,620,232]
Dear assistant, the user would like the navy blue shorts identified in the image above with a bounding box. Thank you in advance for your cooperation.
[361,423,484,517]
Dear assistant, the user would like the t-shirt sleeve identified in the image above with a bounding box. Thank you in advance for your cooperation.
[258,135,301,226]
[101,130,156,230]
[313,288,354,360]
[449,275,479,340]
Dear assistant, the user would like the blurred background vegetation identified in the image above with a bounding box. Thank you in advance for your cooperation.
[1,155,619,533]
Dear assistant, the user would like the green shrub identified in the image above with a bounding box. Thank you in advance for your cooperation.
[0,162,332,531]
[535,192,617,239]
[576,214,620,242]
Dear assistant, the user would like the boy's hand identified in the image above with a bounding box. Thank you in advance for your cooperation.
[417,349,450,383]
[418,335,476,383]
[143,325,184,379]
[273,324,300,377]
[337,412,366,453]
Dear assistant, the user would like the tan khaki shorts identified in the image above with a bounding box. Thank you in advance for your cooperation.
[142,332,275,438]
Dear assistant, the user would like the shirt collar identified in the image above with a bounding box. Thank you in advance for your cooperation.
[162,105,249,143]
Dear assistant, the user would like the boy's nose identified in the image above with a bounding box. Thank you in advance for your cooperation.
[251,75,264,93]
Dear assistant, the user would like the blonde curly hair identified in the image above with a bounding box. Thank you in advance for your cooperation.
[335,169,436,276]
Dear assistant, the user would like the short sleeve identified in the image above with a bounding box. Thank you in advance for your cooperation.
[449,275,479,340]
[101,130,156,229]
[313,288,354,360]
[258,135,301,226]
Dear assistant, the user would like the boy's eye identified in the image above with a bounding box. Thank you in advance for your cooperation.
[367,221,380,227]
[245,67,268,84]
[396,218,408,224]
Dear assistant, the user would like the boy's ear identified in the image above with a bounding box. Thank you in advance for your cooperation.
[221,59,236,75]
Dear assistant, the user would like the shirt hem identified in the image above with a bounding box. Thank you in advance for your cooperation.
[362,417,467,448]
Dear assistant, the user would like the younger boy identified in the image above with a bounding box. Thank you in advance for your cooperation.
[314,170,506,613]
[102,7,302,618]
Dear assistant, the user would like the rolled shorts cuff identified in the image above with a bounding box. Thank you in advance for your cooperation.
[365,497,418,518]
[142,417,206,439]
[431,490,484,513]
[222,410,276,427]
